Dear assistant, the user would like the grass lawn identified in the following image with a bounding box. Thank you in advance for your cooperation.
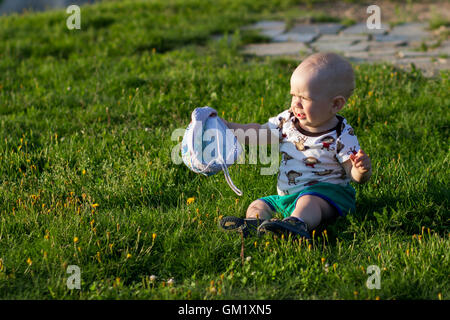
[0,0,448,300]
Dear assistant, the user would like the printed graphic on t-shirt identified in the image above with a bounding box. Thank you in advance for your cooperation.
[265,110,360,196]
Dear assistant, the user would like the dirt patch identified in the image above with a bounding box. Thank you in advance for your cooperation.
[297,1,450,25]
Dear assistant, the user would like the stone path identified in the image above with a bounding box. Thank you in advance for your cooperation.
[239,21,449,77]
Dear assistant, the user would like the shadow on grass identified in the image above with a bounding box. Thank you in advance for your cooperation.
[325,180,449,243]
[134,34,209,55]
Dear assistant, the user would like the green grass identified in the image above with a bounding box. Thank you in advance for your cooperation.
[0,0,449,300]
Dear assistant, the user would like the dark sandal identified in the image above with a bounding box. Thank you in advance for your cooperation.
[219,216,265,237]
[258,217,311,239]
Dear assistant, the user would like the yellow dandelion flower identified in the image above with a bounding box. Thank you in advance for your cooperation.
[82,169,86,175]
[73,236,79,243]
[186,197,195,205]
[438,293,442,300]
[321,257,326,264]
[26,258,32,266]
[126,253,132,259]
[152,233,157,241]
[92,203,99,208]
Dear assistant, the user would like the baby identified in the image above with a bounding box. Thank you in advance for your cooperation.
[220,52,372,239]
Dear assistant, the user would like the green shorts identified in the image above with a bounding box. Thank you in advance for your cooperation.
[259,182,356,219]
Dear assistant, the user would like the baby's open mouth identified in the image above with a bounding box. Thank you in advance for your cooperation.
[297,113,306,119]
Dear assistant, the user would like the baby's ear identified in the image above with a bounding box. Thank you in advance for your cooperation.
[332,96,346,112]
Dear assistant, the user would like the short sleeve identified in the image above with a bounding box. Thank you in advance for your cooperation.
[336,123,360,163]
[261,109,292,139]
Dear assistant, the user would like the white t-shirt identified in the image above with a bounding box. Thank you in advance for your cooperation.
[264,110,360,196]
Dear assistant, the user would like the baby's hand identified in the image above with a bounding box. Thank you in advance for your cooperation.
[350,149,371,174]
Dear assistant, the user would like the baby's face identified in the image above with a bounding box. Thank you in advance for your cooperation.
[289,69,337,130]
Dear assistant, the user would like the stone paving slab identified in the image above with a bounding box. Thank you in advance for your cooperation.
[340,22,389,35]
[290,23,344,35]
[393,58,448,77]
[389,22,432,42]
[242,20,286,38]
[373,34,409,44]
[272,32,318,43]
[259,28,285,38]
[432,40,450,55]
[345,48,399,60]
[368,41,408,49]
[312,41,370,53]
[316,34,370,43]
[241,42,312,56]
[238,19,448,78]
[242,20,286,31]
[397,50,443,58]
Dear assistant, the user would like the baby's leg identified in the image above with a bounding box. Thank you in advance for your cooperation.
[290,195,337,231]
[246,200,274,220]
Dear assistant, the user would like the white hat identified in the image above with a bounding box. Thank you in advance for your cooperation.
[181,106,243,196]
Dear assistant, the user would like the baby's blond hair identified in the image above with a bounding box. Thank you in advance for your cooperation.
[295,52,355,100]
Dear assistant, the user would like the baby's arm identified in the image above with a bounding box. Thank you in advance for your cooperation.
[342,149,372,184]
[221,119,279,145]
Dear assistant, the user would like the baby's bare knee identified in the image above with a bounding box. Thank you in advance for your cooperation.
[246,200,273,220]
